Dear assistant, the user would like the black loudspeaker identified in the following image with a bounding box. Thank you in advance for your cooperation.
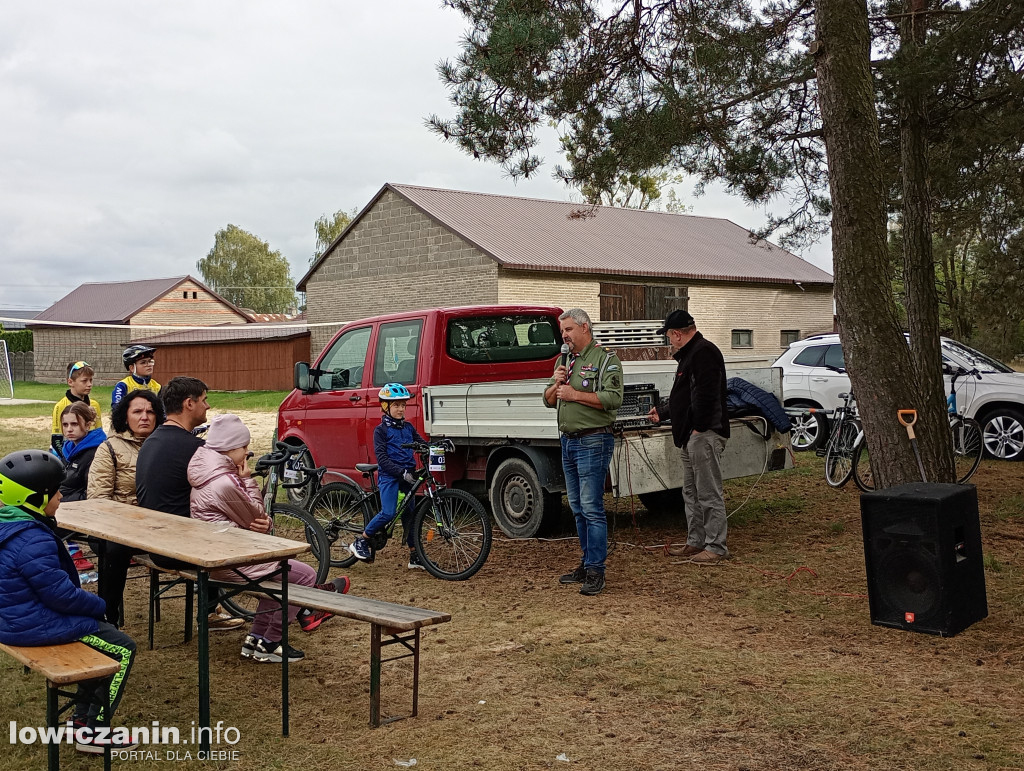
[860,483,987,637]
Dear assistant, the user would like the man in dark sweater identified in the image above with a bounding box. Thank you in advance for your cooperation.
[648,310,731,564]
[136,376,243,630]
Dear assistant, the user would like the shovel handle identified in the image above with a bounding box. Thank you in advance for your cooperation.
[897,409,917,439]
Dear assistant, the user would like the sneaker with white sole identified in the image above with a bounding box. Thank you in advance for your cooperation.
[407,552,426,571]
[75,724,140,754]
[240,633,263,659]
[349,537,373,562]
[252,638,305,663]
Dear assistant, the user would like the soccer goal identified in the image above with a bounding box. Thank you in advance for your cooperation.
[0,340,13,399]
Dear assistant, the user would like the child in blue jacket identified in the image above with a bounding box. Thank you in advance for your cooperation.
[0,449,137,754]
[349,383,427,568]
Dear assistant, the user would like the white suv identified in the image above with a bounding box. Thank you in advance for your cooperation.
[773,333,1024,461]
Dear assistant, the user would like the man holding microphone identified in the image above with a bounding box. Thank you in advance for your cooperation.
[543,308,624,596]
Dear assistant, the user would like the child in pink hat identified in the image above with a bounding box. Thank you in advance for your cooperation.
[188,414,350,663]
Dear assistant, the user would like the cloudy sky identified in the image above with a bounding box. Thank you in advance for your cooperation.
[0,1,832,313]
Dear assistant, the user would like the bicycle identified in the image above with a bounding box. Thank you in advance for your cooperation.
[852,367,982,491]
[819,388,862,488]
[308,440,493,581]
[219,441,331,618]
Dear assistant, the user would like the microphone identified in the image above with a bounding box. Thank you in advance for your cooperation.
[560,343,570,370]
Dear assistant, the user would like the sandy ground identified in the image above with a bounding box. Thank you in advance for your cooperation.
[0,409,278,457]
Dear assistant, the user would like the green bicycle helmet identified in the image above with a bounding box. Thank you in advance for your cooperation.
[378,382,411,411]
[0,450,65,515]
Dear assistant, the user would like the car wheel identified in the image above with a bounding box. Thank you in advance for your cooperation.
[788,404,828,452]
[489,457,560,538]
[981,408,1024,461]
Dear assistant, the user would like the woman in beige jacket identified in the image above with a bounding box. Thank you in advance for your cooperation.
[86,390,165,625]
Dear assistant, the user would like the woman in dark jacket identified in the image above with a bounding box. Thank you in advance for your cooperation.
[59,401,107,502]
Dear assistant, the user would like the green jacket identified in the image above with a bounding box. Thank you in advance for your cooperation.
[544,340,624,433]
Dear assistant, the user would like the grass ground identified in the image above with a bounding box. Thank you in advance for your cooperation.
[1,400,1022,770]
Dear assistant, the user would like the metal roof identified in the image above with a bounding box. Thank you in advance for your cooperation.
[132,322,308,347]
[299,183,834,289]
[32,276,251,324]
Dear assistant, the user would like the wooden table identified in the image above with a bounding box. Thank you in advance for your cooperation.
[57,499,310,752]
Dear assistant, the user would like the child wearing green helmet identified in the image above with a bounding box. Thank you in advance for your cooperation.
[0,450,138,753]
[349,383,427,568]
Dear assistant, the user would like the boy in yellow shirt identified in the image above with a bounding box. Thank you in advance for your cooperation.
[51,361,103,454]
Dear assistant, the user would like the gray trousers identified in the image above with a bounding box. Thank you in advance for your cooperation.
[679,430,729,556]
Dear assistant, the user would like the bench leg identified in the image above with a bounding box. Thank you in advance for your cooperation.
[370,624,382,727]
[368,627,422,727]
[46,681,59,771]
[148,568,157,651]
[184,579,194,644]
[197,571,210,755]
[281,560,290,739]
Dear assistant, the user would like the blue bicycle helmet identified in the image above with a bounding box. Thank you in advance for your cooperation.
[378,383,411,402]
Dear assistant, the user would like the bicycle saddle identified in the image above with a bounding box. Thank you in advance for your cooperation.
[355,463,379,474]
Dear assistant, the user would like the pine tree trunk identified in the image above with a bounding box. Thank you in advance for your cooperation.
[899,0,955,482]
[814,0,925,487]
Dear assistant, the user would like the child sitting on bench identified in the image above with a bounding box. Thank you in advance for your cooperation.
[187,414,350,664]
[0,449,138,754]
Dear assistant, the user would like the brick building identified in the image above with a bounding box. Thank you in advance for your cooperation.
[31,276,252,384]
[299,183,834,358]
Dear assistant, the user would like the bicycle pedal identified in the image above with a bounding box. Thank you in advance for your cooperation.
[815,448,827,457]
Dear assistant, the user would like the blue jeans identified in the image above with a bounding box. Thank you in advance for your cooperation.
[561,431,614,573]
[364,473,414,547]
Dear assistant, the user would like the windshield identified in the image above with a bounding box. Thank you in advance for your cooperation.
[942,339,1013,374]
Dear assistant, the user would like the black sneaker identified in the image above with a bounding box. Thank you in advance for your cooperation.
[240,633,262,659]
[407,552,426,571]
[252,638,305,663]
[559,563,586,584]
[579,569,606,596]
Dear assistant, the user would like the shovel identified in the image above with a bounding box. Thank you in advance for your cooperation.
[897,409,927,482]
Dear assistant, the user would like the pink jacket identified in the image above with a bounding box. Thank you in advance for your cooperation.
[187,446,275,581]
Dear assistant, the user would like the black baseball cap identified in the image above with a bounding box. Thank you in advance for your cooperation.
[656,309,696,335]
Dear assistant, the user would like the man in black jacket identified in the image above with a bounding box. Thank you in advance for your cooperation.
[648,310,731,564]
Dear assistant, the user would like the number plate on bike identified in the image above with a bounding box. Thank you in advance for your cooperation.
[429,445,446,472]
[283,468,300,480]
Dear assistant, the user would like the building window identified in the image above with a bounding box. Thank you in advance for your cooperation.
[183,291,188,299]
[731,329,753,348]
[780,329,800,347]
[192,291,198,299]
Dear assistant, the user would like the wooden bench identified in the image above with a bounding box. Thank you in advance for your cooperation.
[0,641,121,771]
[132,558,452,726]
[248,581,452,726]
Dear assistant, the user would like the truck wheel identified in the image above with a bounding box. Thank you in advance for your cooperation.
[490,458,557,539]
[981,408,1024,461]
[638,489,684,517]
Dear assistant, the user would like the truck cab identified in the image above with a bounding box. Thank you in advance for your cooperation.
[278,305,563,486]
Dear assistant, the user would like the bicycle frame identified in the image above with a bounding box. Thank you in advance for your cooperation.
[362,455,446,548]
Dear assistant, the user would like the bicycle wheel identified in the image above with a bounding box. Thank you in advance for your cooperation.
[308,482,373,568]
[219,504,329,619]
[269,502,331,584]
[413,488,492,581]
[824,418,859,488]
[951,417,983,483]
[852,438,875,492]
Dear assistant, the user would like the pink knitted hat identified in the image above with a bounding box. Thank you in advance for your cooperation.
[204,414,251,452]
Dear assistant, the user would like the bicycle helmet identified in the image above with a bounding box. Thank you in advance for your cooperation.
[0,450,65,515]
[122,345,156,371]
[378,382,411,411]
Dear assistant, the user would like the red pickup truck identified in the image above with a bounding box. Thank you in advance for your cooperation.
[278,304,563,517]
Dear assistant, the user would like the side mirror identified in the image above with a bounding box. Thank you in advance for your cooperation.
[294,362,312,392]
[942,362,953,375]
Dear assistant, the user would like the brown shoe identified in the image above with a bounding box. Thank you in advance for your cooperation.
[207,607,245,632]
[667,544,704,558]
[688,550,725,565]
